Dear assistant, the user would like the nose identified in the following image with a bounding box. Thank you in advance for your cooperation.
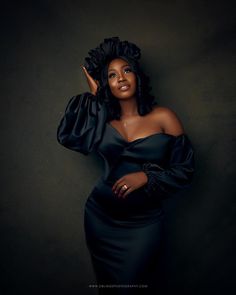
[118,72,126,82]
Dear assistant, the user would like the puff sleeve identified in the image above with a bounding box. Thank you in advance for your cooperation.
[57,92,107,155]
[142,134,195,199]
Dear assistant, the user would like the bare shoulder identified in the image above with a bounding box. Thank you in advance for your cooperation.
[150,105,185,136]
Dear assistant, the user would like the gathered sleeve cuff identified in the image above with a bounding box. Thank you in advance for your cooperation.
[57,92,107,155]
[142,134,195,198]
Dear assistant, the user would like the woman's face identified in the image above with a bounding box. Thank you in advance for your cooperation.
[107,58,137,100]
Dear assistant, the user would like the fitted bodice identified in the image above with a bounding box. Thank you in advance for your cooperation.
[97,122,178,183]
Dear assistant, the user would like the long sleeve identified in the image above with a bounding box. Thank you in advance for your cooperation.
[142,134,195,199]
[57,92,107,155]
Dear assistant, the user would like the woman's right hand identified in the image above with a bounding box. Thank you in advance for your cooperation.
[81,65,99,96]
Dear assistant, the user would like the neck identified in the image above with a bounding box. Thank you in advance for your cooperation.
[118,97,138,118]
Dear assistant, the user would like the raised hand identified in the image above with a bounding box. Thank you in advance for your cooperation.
[81,65,100,96]
[112,171,148,199]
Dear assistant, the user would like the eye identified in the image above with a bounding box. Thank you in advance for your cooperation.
[124,67,132,73]
[108,73,116,79]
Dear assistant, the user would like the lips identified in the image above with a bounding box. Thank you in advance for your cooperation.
[118,84,130,91]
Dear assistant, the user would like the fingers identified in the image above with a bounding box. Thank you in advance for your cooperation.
[112,178,132,199]
[81,66,99,85]
[112,177,124,193]
[81,65,89,75]
[121,187,133,198]
[117,184,128,198]
[116,184,131,198]
[112,172,146,199]
[81,65,99,95]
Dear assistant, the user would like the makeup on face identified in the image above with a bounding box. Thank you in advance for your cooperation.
[108,58,137,99]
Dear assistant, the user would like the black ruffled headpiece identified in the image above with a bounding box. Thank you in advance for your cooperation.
[84,37,141,82]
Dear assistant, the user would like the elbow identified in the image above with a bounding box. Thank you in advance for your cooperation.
[56,129,64,145]
[56,127,70,147]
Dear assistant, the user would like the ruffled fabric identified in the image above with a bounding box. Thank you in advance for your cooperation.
[57,92,107,155]
[142,134,195,198]
[84,37,141,82]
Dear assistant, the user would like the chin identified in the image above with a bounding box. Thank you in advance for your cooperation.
[114,91,137,100]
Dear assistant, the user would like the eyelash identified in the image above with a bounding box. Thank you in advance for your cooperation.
[108,68,132,78]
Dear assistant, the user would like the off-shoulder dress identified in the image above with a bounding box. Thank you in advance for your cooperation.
[57,92,195,294]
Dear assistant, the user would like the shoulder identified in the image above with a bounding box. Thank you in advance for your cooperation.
[151,105,180,119]
[150,105,185,136]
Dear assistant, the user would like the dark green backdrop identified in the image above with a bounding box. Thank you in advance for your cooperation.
[1,0,235,294]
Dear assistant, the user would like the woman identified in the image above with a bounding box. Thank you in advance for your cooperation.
[57,37,195,294]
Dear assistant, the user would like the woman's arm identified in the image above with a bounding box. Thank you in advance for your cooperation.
[56,66,106,155]
[142,107,195,198]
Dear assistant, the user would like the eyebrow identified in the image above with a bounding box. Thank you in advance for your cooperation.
[108,64,130,72]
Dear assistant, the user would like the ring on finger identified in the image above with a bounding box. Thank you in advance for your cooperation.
[121,184,128,191]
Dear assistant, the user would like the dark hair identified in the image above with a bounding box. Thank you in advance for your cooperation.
[84,37,158,121]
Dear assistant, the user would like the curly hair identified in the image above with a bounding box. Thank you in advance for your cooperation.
[84,37,158,121]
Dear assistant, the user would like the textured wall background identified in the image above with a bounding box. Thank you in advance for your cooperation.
[1,0,236,294]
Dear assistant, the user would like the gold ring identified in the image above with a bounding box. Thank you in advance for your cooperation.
[122,184,128,190]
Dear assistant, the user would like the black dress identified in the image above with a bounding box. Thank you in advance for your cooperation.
[57,92,195,294]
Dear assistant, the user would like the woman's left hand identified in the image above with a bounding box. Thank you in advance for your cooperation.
[112,172,148,199]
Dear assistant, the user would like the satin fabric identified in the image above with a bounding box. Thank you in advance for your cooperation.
[57,93,195,294]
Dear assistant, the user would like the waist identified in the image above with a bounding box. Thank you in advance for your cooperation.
[105,161,143,184]
[89,178,162,215]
